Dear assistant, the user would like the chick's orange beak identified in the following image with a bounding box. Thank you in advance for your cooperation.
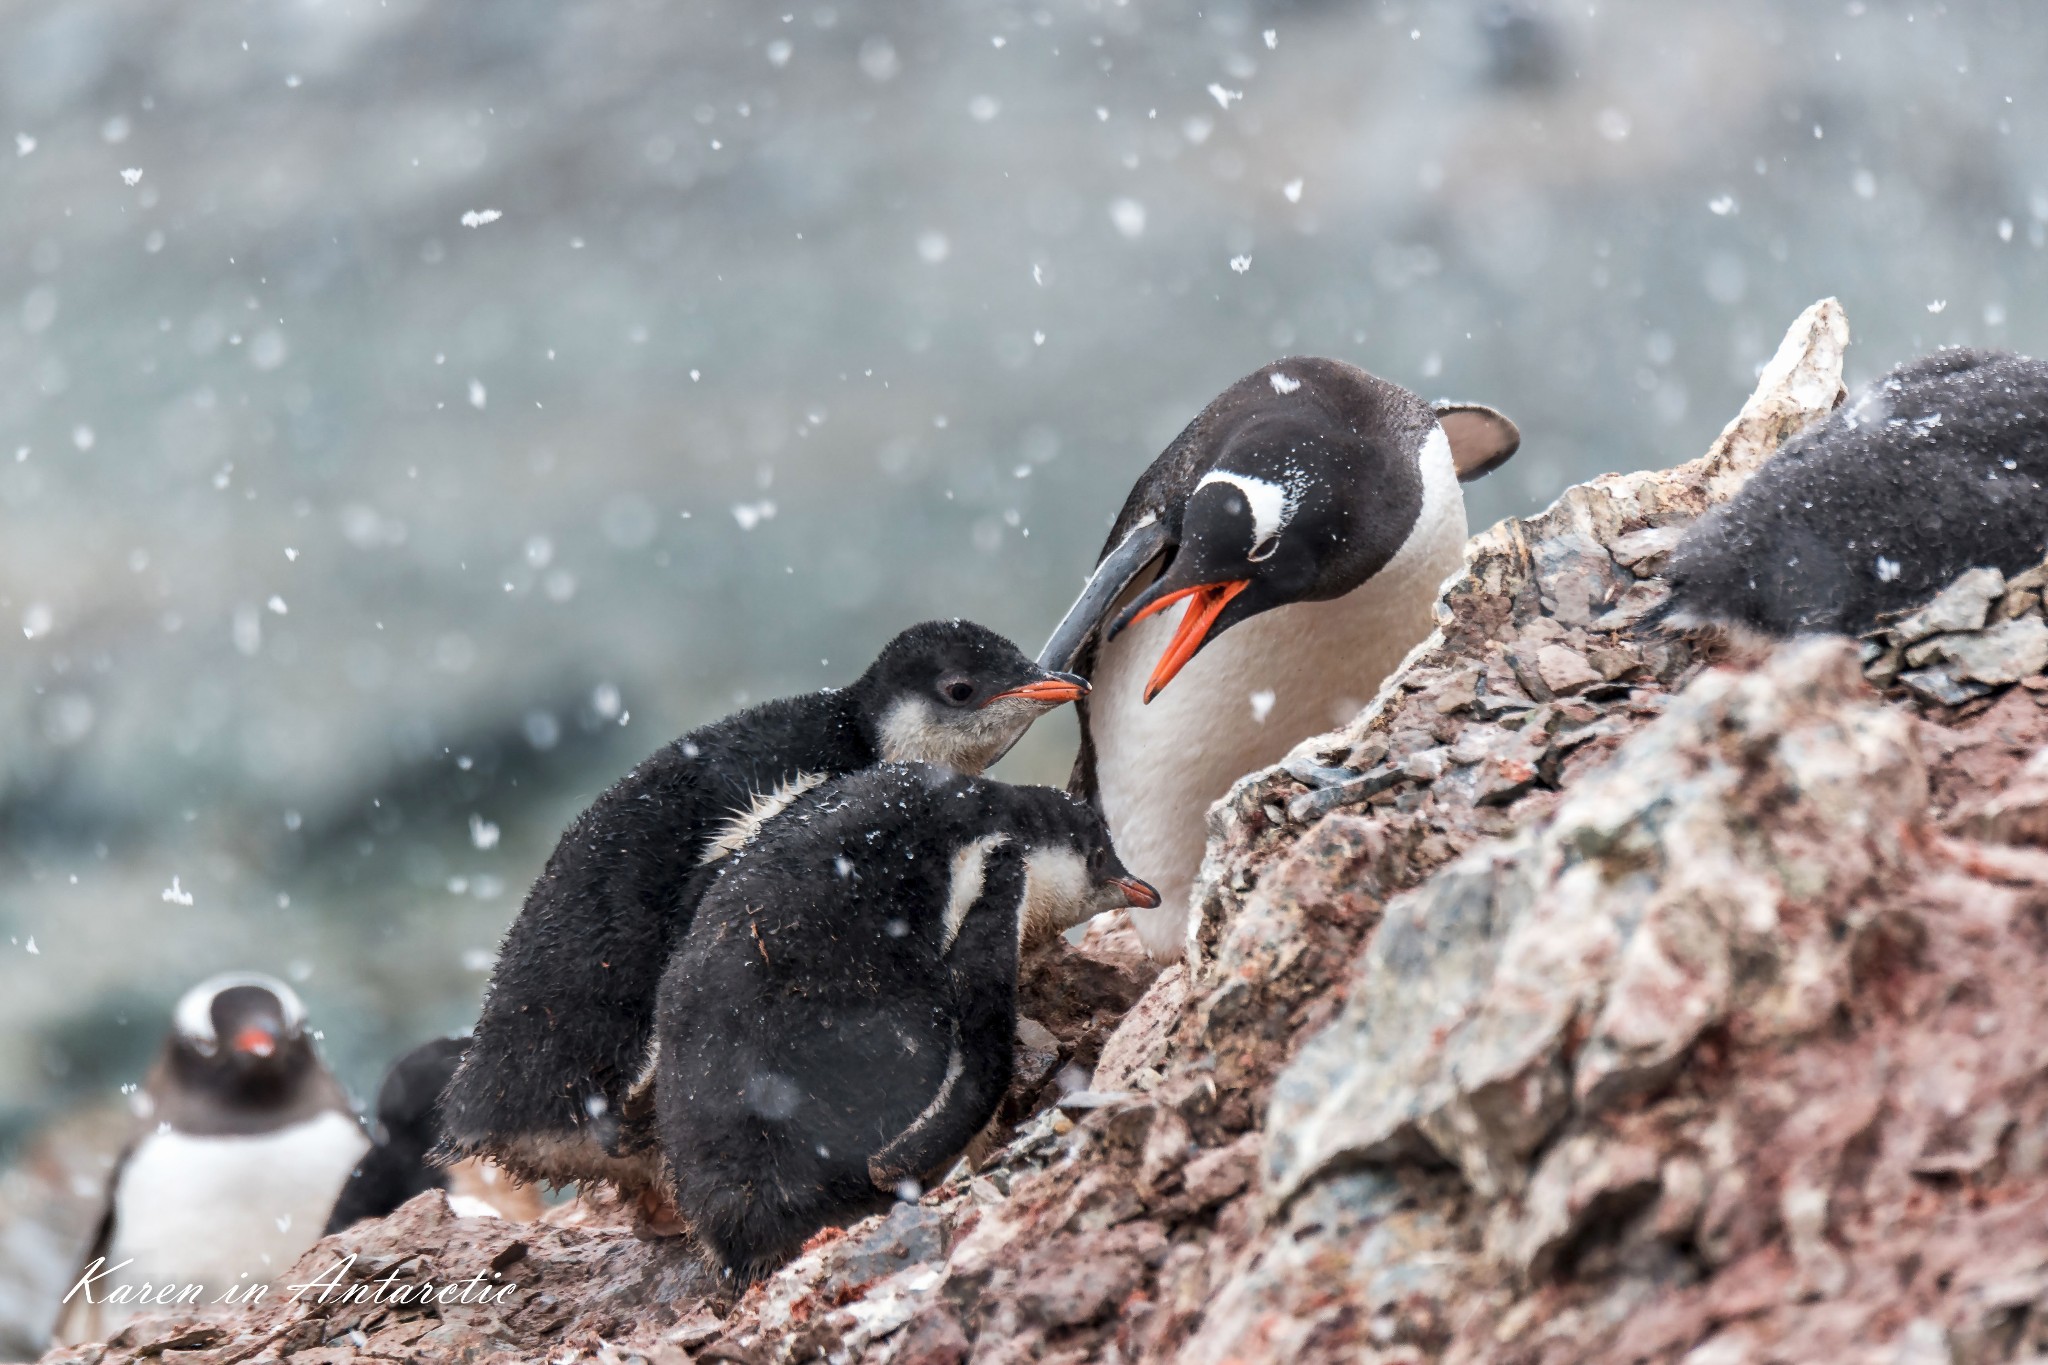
[1127,580,1251,703]
[231,1026,278,1059]
[984,673,1090,706]
[1112,877,1161,909]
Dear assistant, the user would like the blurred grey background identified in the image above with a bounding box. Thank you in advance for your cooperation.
[0,0,2044,1303]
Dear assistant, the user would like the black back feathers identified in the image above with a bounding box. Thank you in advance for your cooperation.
[325,1038,468,1235]
[1666,349,2048,638]
[653,764,1141,1282]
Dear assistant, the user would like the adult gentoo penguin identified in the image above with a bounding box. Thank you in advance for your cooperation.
[1039,357,1519,959]
[655,762,1156,1282]
[324,1038,540,1234]
[439,620,1087,1203]
[59,974,366,1341]
[1664,348,2048,637]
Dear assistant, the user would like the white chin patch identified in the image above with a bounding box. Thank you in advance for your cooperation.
[877,696,1045,774]
[1019,847,1111,945]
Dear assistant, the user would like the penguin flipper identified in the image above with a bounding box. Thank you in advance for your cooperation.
[1036,515,1171,675]
[867,848,1025,1190]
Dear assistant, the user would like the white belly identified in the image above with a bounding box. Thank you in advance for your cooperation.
[1091,456,1468,959]
[99,1111,367,1325]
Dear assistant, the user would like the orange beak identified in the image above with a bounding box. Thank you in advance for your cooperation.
[1111,876,1161,909]
[231,1026,278,1059]
[984,674,1090,707]
[1126,580,1251,703]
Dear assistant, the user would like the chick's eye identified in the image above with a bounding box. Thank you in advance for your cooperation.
[1248,534,1280,562]
[944,681,976,704]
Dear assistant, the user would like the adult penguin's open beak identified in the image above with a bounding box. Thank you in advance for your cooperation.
[1117,579,1251,703]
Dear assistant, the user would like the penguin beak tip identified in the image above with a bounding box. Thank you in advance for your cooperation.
[1112,877,1161,910]
[232,1026,278,1059]
[985,673,1090,707]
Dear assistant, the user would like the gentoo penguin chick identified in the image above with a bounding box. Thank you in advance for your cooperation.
[1665,348,2048,637]
[60,974,366,1341]
[324,1038,537,1233]
[1039,357,1519,959]
[654,763,1156,1282]
[440,621,1087,1201]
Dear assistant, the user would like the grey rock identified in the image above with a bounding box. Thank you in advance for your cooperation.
[1285,763,1403,823]
[1933,615,2048,685]
[1536,644,1604,696]
[1264,640,1923,1207]
[1899,665,1993,708]
[1610,524,1689,570]
[1886,566,2006,643]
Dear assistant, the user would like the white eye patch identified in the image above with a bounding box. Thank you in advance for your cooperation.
[1194,469,1298,560]
[173,971,307,1046]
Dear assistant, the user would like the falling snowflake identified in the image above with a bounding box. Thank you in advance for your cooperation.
[1109,198,1146,240]
[1269,372,1300,395]
[120,168,143,186]
[1875,556,1902,583]
[733,500,778,530]
[1229,255,1252,273]
[162,876,194,906]
[1926,299,1948,314]
[1249,690,1276,723]
[460,208,503,228]
[266,595,288,615]
[1708,194,1737,216]
[469,378,488,408]
[14,133,35,157]
[470,813,501,850]
[1207,84,1243,109]
[1283,179,1304,204]
[24,937,38,956]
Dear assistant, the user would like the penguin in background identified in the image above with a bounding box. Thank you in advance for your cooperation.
[1039,358,1520,960]
[654,763,1157,1283]
[323,1038,540,1235]
[439,620,1088,1203]
[58,974,367,1343]
[1665,348,2048,637]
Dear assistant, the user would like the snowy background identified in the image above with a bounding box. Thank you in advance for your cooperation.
[1,0,2045,1160]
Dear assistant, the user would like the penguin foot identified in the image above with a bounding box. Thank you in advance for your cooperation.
[630,1186,691,1239]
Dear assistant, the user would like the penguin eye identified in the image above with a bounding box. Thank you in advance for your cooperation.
[1248,533,1281,562]
[941,679,976,705]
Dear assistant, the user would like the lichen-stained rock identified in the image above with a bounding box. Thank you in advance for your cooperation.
[1265,640,1924,1207]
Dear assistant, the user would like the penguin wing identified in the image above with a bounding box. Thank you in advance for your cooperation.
[49,1138,131,1346]
[867,846,1026,1190]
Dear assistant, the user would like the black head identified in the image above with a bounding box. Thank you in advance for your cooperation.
[374,1037,469,1147]
[165,971,319,1107]
[852,620,1089,772]
[1109,358,1519,700]
[991,783,1159,933]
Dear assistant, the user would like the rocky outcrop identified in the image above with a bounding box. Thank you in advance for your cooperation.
[47,299,2048,1364]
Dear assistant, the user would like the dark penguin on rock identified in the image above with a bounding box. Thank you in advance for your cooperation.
[1038,357,1519,960]
[654,763,1157,1283]
[1665,348,2048,638]
[58,975,366,1344]
[326,1038,541,1235]
[439,621,1088,1202]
